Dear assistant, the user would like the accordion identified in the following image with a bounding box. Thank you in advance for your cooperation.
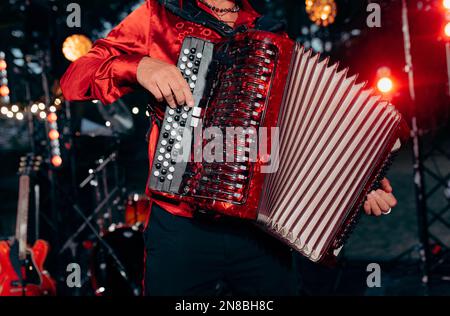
[148,30,410,262]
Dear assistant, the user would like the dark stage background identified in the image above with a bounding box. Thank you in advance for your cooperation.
[0,0,449,296]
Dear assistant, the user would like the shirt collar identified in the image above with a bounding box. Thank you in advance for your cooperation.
[195,0,261,27]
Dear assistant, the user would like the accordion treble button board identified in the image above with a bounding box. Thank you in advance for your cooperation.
[149,37,214,193]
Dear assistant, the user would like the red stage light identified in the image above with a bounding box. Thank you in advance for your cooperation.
[0,85,9,96]
[445,22,450,38]
[47,112,57,123]
[377,77,394,94]
[444,0,450,10]
[51,155,62,167]
[48,129,60,140]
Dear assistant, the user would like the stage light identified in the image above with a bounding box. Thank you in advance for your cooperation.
[305,0,337,27]
[105,121,111,127]
[445,22,450,38]
[38,102,46,110]
[54,98,61,106]
[39,111,47,119]
[47,112,57,123]
[48,129,60,141]
[132,107,139,115]
[6,111,13,118]
[0,60,6,71]
[11,104,19,112]
[31,104,38,113]
[51,155,62,167]
[1,106,8,115]
[62,34,93,62]
[0,85,9,97]
[49,105,57,113]
[16,112,24,120]
[377,77,394,93]
[444,0,450,10]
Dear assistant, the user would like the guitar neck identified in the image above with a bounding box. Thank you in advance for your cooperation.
[15,174,30,261]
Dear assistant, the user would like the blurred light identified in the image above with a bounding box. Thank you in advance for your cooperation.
[16,112,24,120]
[38,102,45,110]
[377,77,394,94]
[31,104,38,113]
[92,100,99,104]
[444,0,450,10]
[54,98,61,106]
[105,121,111,127]
[445,22,450,38]
[305,0,337,27]
[0,85,9,97]
[62,34,93,62]
[48,129,60,140]
[11,104,19,112]
[6,111,14,118]
[0,60,6,71]
[49,105,57,112]
[1,106,8,114]
[47,112,57,123]
[51,155,62,167]
[132,107,139,115]
[145,110,150,117]
[39,111,47,119]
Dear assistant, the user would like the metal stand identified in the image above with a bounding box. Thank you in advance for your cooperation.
[392,0,450,292]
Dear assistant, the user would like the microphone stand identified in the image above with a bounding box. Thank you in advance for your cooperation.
[401,0,431,291]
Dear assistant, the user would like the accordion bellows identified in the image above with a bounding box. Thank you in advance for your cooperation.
[149,31,410,262]
[258,42,407,261]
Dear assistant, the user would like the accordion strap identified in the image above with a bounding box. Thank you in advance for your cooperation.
[157,0,286,37]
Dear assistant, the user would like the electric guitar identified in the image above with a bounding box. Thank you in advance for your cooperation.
[0,154,56,296]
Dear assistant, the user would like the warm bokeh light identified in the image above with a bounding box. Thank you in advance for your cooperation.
[0,85,9,96]
[377,77,394,94]
[445,22,450,38]
[444,0,450,10]
[62,34,93,62]
[51,155,63,167]
[48,129,60,141]
[0,60,6,71]
[47,112,58,123]
[305,0,337,27]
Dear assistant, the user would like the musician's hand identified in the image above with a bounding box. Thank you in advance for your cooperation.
[137,56,194,108]
[363,178,397,216]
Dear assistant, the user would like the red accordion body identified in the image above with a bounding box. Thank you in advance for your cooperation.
[149,30,410,261]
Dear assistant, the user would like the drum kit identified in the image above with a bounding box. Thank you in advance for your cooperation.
[60,149,152,296]
[90,193,150,296]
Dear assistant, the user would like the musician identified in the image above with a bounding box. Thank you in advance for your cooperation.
[60,0,398,296]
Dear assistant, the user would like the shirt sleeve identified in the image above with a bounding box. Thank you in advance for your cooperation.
[60,1,150,105]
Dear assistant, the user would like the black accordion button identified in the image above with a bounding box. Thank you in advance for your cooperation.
[190,48,196,54]
[163,132,169,138]
[194,60,200,66]
[159,176,165,182]
[155,163,161,169]
[168,138,175,144]
[193,68,199,74]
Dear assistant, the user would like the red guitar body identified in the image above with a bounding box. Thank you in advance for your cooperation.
[0,239,56,296]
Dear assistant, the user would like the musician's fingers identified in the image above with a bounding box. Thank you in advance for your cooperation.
[147,82,164,102]
[376,189,397,208]
[380,177,393,193]
[367,192,382,216]
[157,80,177,108]
[363,200,371,215]
[168,80,186,106]
[371,191,390,214]
[171,67,194,107]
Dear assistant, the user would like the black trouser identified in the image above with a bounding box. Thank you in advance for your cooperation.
[143,203,297,296]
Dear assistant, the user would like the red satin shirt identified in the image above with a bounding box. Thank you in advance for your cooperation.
[60,0,261,218]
